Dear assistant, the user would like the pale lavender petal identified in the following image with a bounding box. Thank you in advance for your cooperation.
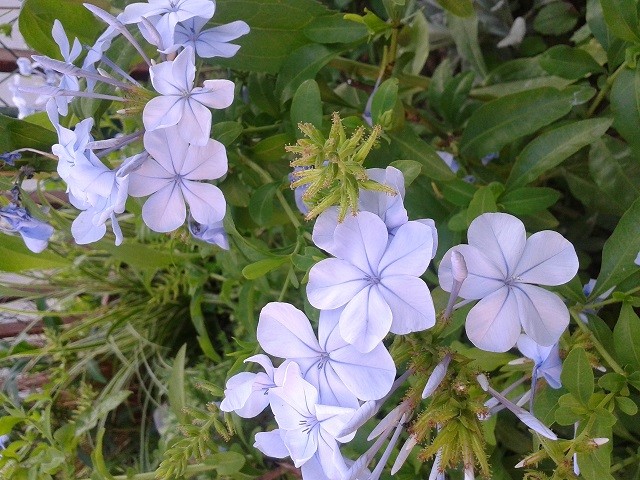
[302,361,359,408]
[339,285,392,353]
[141,183,186,232]
[257,302,321,359]
[378,220,434,276]
[414,218,438,258]
[465,287,521,352]
[307,258,369,309]
[254,430,289,458]
[332,211,388,275]
[71,210,106,244]
[312,207,339,253]
[177,97,212,146]
[149,60,180,95]
[514,230,579,286]
[181,181,225,226]
[127,158,172,197]
[143,127,189,174]
[422,354,451,399]
[513,284,569,347]
[143,95,184,131]
[380,275,436,335]
[219,371,256,413]
[467,212,527,278]
[183,139,227,180]
[199,79,236,108]
[439,244,505,299]
[173,46,196,91]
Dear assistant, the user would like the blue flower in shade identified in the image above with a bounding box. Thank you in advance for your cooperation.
[188,216,229,250]
[0,203,54,253]
[0,152,21,166]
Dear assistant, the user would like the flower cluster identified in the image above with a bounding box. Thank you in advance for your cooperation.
[26,1,249,247]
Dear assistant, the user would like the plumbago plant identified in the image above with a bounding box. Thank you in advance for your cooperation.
[2,0,640,479]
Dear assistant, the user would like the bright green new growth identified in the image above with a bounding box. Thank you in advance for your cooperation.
[287,112,396,221]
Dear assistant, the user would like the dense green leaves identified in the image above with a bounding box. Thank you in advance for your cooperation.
[591,197,640,298]
[276,44,340,102]
[507,117,612,188]
[589,136,640,210]
[389,130,456,181]
[561,347,595,405]
[303,14,368,44]
[610,64,640,155]
[460,87,587,159]
[613,304,640,370]
[539,45,603,79]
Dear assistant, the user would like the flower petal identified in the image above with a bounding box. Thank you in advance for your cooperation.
[339,285,392,353]
[467,212,526,278]
[141,182,186,232]
[332,211,388,275]
[465,287,521,352]
[438,244,505,299]
[254,430,289,458]
[177,97,212,146]
[512,284,570,347]
[514,230,579,286]
[312,207,339,253]
[378,220,433,276]
[143,95,184,131]
[127,157,173,197]
[142,127,189,174]
[307,258,369,310]
[183,139,228,180]
[380,275,436,335]
[199,79,236,108]
[257,302,321,359]
[181,181,226,226]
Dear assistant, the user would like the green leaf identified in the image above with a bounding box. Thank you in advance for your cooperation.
[276,44,340,103]
[0,416,23,436]
[212,121,243,147]
[471,76,575,100]
[599,0,640,43]
[99,240,176,271]
[19,0,102,59]
[252,133,292,162]
[189,288,220,362]
[0,114,58,155]
[390,160,422,187]
[168,345,187,423]
[500,187,561,215]
[539,45,603,79]
[533,2,579,36]
[291,80,322,134]
[610,64,640,155]
[586,0,626,64]
[213,0,330,74]
[370,78,399,126]
[447,12,487,79]
[613,303,640,369]
[389,130,455,181]
[589,136,640,210]
[576,410,615,480]
[591,197,640,298]
[466,186,497,225]
[598,372,626,392]
[242,257,289,280]
[561,347,594,405]
[616,396,638,415]
[303,14,368,44]
[343,10,391,35]
[75,391,131,435]
[0,235,69,272]
[507,117,612,188]
[208,451,246,475]
[249,182,279,225]
[435,0,474,17]
[460,87,581,159]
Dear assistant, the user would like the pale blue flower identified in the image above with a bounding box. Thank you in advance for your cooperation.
[128,127,227,233]
[0,203,54,253]
[188,216,229,249]
[517,334,562,389]
[143,46,234,146]
[439,213,579,352]
[48,20,82,116]
[171,17,250,58]
[308,211,436,352]
[257,302,396,406]
[268,362,356,480]
[0,152,20,166]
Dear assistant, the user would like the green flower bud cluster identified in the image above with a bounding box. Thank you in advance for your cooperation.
[286,112,396,221]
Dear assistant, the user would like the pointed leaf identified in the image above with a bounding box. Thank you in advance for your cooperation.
[561,347,594,405]
[613,303,640,370]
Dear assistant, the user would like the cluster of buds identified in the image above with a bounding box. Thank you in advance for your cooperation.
[286,112,396,220]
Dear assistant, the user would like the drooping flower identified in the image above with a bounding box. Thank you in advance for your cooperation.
[0,203,54,253]
[516,334,562,390]
[219,354,286,418]
[439,213,579,352]
[143,46,235,146]
[128,127,227,233]
[171,17,250,58]
[307,211,436,352]
[188,216,229,249]
[257,302,396,406]
[268,362,356,480]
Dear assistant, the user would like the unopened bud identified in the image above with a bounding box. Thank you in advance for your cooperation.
[451,250,468,282]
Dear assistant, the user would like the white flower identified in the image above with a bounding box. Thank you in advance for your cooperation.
[307,212,436,353]
[257,302,396,406]
[143,46,235,146]
[439,213,579,352]
[128,127,227,233]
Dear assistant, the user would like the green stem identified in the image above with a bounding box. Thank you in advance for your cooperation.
[570,310,625,375]
[611,450,640,473]
[584,285,640,310]
[328,56,430,90]
[243,124,282,134]
[236,151,302,230]
[586,62,627,117]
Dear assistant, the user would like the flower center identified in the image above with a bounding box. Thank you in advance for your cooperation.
[365,273,381,285]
